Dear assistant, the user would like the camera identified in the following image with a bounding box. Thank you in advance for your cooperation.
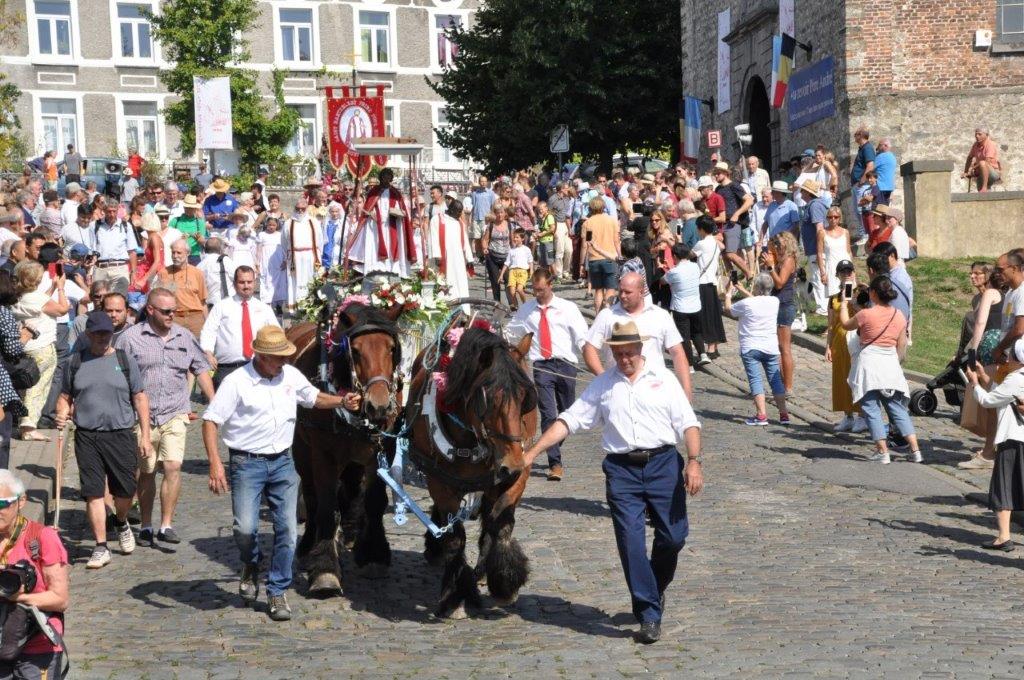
[0,560,37,599]
[729,270,739,285]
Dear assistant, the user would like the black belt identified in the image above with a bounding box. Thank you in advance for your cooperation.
[96,260,127,267]
[217,361,248,371]
[229,448,290,459]
[615,444,675,465]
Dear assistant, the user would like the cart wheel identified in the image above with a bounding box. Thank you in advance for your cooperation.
[909,388,938,416]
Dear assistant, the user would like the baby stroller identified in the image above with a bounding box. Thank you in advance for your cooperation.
[908,359,965,416]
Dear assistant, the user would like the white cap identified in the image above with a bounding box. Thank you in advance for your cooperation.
[697,176,715,189]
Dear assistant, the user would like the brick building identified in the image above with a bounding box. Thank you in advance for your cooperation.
[1,0,477,177]
[680,0,1024,208]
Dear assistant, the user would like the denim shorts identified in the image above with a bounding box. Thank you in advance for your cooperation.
[588,259,619,290]
[740,349,785,397]
[776,299,798,327]
[723,224,742,254]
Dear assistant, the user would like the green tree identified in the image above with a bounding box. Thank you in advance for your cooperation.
[429,0,682,174]
[147,0,299,175]
[0,0,27,170]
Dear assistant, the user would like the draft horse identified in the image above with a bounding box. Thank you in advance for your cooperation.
[405,325,539,618]
[288,301,403,595]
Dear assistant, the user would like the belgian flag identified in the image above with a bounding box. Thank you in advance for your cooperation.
[770,33,797,109]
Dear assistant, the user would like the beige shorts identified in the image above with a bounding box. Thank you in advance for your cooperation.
[136,413,189,474]
[470,220,487,240]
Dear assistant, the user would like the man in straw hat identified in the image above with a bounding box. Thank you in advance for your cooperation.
[202,177,238,233]
[202,325,360,621]
[170,194,208,265]
[798,178,830,315]
[524,320,704,645]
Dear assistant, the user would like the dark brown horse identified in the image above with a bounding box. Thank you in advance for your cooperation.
[405,325,538,618]
[288,302,403,595]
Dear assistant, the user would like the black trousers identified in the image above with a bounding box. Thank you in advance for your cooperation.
[213,361,248,391]
[533,358,576,467]
[484,252,508,303]
[671,310,705,362]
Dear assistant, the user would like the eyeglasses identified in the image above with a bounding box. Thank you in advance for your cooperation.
[827,214,841,219]
[158,215,170,221]
[153,307,176,316]
[0,496,20,510]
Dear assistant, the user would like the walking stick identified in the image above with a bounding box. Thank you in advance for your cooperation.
[52,423,68,529]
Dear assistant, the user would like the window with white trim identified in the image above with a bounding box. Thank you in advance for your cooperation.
[383,105,396,137]
[35,1,73,57]
[435,107,456,165]
[285,104,318,157]
[280,8,313,63]
[432,14,461,69]
[117,3,153,59]
[123,101,159,158]
[40,99,78,153]
[359,10,391,66]
[997,0,1024,43]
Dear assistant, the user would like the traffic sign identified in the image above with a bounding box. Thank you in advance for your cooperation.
[706,129,722,148]
[550,125,570,154]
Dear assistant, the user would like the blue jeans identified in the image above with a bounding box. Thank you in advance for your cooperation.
[229,451,300,596]
[603,448,688,624]
[859,390,916,443]
[740,349,785,397]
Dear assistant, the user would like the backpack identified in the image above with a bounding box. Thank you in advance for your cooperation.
[68,349,131,394]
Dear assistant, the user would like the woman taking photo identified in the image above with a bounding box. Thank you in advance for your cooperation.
[11,261,67,442]
[965,340,1024,550]
[840,275,923,465]
[480,204,512,304]
[692,216,725,357]
[959,261,1005,470]
[826,260,867,433]
[760,231,799,392]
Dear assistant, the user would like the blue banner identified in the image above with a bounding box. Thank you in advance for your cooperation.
[787,56,835,131]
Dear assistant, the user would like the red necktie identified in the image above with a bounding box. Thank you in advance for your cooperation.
[438,215,447,275]
[241,300,253,359]
[539,306,553,359]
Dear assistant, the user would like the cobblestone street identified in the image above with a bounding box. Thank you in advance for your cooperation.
[60,283,1023,678]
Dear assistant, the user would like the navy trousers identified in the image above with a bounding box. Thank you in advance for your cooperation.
[602,447,688,624]
[533,358,576,468]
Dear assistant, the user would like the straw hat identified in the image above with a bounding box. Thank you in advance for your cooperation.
[799,179,823,197]
[251,326,296,357]
[211,177,230,193]
[303,177,322,189]
[770,180,792,194]
[229,209,249,221]
[182,194,201,210]
[604,321,649,346]
[712,161,730,174]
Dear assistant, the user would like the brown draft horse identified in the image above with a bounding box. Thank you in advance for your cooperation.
[287,302,403,595]
[405,325,539,618]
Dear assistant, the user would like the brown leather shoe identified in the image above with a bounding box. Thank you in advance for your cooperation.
[547,465,563,481]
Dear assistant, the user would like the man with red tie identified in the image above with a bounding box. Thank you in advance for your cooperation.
[200,266,281,391]
[345,168,417,277]
[117,287,216,546]
[512,268,589,480]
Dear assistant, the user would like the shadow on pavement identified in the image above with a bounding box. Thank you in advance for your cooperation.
[866,517,993,547]
[518,495,608,518]
[916,545,1024,568]
[127,577,245,611]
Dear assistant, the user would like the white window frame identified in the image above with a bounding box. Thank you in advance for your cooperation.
[997,0,1024,43]
[427,9,468,72]
[383,102,400,138]
[431,103,461,169]
[116,97,164,160]
[109,1,160,65]
[27,0,81,65]
[32,92,86,156]
[283,98,321,159]
[353,4,397,72]
[273,5,320,69]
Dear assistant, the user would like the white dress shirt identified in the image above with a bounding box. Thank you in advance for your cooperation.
[203,363,319,454]
[200,294,280,364]
[60,199,79,229]
[974,370,1024,445]
[504,245,533,270]
[512,295,589,363]
[559,362,700,454]
[586,302,683,370]
[197,252,237,306]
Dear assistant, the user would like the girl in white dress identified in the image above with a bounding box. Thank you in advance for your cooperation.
[257,216,288,309]
[817,205,853,297]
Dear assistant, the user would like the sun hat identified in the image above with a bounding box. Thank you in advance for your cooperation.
[85,310,114,334]
[712,161,730,173]
[697,176,715,189]
[211,177,230,193]
[251,326,297,357]
[604,321,650,346]
[230,209,249,221]
[444,190,459,201]
[799,179,822,197]
[182,194,201,210]
[870,204,892,217]
[122,168,133,177]
[770,180,792,194]
[154,204,170,217]
[303,177,321,189]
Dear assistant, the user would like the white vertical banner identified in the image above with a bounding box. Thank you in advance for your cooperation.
[193,76,233,150]
[717,9,731,114]
[779,0,795,38]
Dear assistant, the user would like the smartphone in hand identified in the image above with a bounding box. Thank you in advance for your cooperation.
[729,270,739,285]
[843,282,853,299]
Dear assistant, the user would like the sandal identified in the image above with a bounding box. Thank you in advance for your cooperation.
[981,540,1016,552]
[18,430,51,442]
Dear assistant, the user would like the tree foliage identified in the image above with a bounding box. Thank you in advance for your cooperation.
[429,0,682,174]
[0,0,27,170]
[147,0,299,174]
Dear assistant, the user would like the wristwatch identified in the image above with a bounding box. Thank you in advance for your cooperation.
[687,456,703,465]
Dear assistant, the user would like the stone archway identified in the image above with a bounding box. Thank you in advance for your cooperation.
[745,76,773,172]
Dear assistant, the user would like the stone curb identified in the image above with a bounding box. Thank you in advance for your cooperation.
[788,326,934,386]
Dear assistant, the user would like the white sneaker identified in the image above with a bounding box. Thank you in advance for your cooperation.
[117,522,136,555]
[869,451,891,465]
[850,416,869,434]
[908,450,923,463]
[86,546,112,569]
[792,313,808,332]
[958,455,995,470]
[834,415,853,432]
[698,353,712,366]
[854,235,868,246]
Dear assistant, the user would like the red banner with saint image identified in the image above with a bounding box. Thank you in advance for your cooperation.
[325,86,388,179]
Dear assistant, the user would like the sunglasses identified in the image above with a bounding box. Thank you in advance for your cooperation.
[158,215,170,221]
[153,307,176,316]
[0,496,19,510]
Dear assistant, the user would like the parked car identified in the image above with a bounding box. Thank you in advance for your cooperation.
[565,154,671,181]
[55,157,127,195]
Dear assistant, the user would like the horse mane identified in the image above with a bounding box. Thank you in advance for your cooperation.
[445,327,534,414]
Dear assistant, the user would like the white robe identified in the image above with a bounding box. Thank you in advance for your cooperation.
[428,213,473,300]
[257,230,287,304]
[283,213,323,306]
[347,188,412,278]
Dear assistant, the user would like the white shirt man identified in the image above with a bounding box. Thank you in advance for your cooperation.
[197,237,237,307]
[60,184,82,227]
[511,270,589,479]
[200,266,280,389]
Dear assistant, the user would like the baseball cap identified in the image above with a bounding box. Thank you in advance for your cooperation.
[802,148,815,157]
[69,243,90,259]
[697,176,715,189]
[85,310,114,333]
[835,259,855,274]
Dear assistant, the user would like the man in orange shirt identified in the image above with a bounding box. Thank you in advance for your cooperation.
[157,239,208,338]
[962,127,1001,192]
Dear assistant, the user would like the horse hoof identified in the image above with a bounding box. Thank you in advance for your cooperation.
[491,594,518,607]
[357,563,389,580]
[308,573,342,596]
[449,604,469,620]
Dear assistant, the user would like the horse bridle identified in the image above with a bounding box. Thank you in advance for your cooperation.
[461,374,529,450]
[334,322,402,427]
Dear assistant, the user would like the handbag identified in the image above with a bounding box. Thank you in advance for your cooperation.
[1,355,40,392]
